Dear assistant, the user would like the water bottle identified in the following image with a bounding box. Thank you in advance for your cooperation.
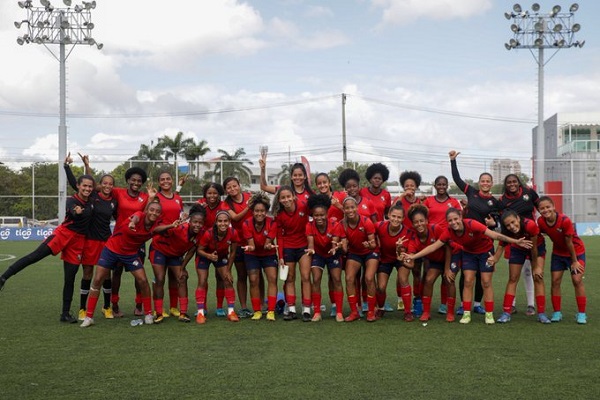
[130,318,144,327]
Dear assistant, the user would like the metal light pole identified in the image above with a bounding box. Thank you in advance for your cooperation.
[504,3,583,195]
[15,0,102,221]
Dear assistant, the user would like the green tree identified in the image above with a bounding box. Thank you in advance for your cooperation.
[276,163,292,185]
[208,148,253,187]
[156,131,195,184]
[327,162,370,191]
[183,138,211,179]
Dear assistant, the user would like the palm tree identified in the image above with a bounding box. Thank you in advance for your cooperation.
[129,140,164,171]
[183,138,211,178]
[156,131,195,184]
[210,148,253,186]
[276,163,292,185]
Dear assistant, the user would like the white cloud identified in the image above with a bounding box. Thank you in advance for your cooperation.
[372,0,494,27]
[305,5,334,18]
[268,17,349,50]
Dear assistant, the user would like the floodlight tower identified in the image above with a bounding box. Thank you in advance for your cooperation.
[504,3,583,194]
[15,0,102,220]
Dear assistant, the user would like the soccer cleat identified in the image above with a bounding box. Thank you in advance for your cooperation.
[344,312,360,322]
[485,312,495,325]
[473,305,485,315]
[283,311,297,321]
[459,311,471,324]
[113,309,124,318]
[179,313,191,323]
[162,311,170,318]
[397,298,404,311]
[403,312,414,322]
[419,312,430,322]
[538,313,551,324]
[446,313,455,323]
[576,312,587,325]
[497,312,511,323]
[239,308,253,318]
[551,311,563,322]
[329,304,337,318]
[78,309,86,321]
[144,314,154,325]
[154,314,165,324]
[227,311,240,322]
[196,313,206,324]
[60,313,78,324]
[361,302,368,313]
[412,298,423,317]
[375,309,385,319]
[311,313,322,322]
[134,307,144,317]
[320,304,327,312]
[215,308,226,317]
[525,305,536,316]
[169,307,180,317]
[102,307,114,319]
[335,313,344,322]
[366,311,377,322]
[302,312,311,322]
[80,317,94,328]
[456,306,464,316]
[438,304,447,315]
[510,306,518,314]
[266,311,276,321]
[251,311,263,321]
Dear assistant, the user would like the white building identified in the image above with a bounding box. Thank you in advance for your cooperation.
[490,159,522,183]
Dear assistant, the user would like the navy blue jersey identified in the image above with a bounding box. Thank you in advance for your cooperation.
[451,159,501,225]
[499,186,539,220]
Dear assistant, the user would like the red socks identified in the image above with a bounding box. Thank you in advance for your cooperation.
[267,295,276,312]
[535,295,546,314]
[400,285,412,312]
[551,295,561,312]
[179,296,188,314]
[154,299,164,316]
[484,301,494,313]
[311,293,322,314]
[348,294,358,314]
[86,295,99,318]
[224,288,236,308]
[142,296,152,315]
[216,288,225,309]
[576,296,586,313]
[334,291,344,313]
[422,296,432,315]
[195,288,207,311]
[251,297,262,312]
[503,293,515,313]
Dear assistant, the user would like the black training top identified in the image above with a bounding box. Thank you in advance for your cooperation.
[451,159,501,225]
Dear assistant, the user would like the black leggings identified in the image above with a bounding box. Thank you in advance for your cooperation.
[62,262,79,314]
[1,243,53,280]
[459,270,483,303]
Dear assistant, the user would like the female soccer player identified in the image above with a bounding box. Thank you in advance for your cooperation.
[306,194,343,322]
[375,204,411,320]
[360,163,392,222]
[499,174,540,316]
[241,192,278,321]
[272,186,311,321]
[487,210,550,324]
[259,156,314,201]
[196,182,228,316]
[64,154,117,321]
[536,196,587,324]
[405,204,458,323]
[80,199,162,327]
[449,150,501,316]
[110,166,150,317]
[150,206,205,323]
[194,210,241,323]
[423,175,462,314]
[223,177,253,318]
[402,208,532,325]
[334,197,379,322]
[0,174,95,323]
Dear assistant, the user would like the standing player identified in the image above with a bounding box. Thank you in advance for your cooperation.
[260,157,314,201]
[0,174,95,323]
[402,208,532,325]
[536,196,587,324]
[360,163,392,222]
[80,199,162,327]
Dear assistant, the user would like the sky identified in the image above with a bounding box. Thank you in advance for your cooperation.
[1,0,599,183]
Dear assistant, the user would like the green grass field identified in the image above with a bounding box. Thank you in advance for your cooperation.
[0,238,598,400]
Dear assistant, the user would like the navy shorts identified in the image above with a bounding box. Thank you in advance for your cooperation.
[377,260,401,275]
[427,260,445,271]
[98,247,144,272]
[509,242,546,264]
[245,254,278,271]
[550,253,586,274]
[462,248,494,273]
[347,251,379,265]
[149,247,183,268]
[196,256,228,270]
[311,253,341,270]
[283,247,308,263]
[234,246,245,263]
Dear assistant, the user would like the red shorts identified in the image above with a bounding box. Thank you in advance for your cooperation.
[81,238,106,265]
[44,225,85,265]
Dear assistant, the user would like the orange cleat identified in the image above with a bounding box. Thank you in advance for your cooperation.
[344,312,360,322]
[227,311,240,322]
[403,312,414,322]
[419,312,430,322]
[196,313,206,325]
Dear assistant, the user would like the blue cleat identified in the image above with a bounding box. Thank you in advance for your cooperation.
[473,305,486,314]
[413,298,423,317]
[576,312,587,325]
[538,313,551,324]
[384,302,394,312]
[551,311,563,322]
[456,306,464,316]
[215,308,226,317]
[438,304,447,315]
[329,304,337,318]
[496,312,511,323]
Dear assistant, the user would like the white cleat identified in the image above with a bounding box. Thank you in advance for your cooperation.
[80,317,94,328]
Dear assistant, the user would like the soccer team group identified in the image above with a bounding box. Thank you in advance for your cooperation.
[0,150,588,327]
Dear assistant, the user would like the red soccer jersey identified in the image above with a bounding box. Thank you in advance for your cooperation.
[537,213,585,256]
[306,219,338,258]
[197,198,225,229]
[376,220,411,263]
[423,195,462,226]
[439,219,492,254]
[407,224,446,263]
[151,222,199,257]
[106,211,158,255]
[112,187,149,227]
[275,199,309,249]
[499,218,544,250]
[334,216,377,256]
[360,187,391,222]
[199,227,240,259]
[242,217,278,257]
[392,196,421,230]
[225,192,252,231]
[156,191,184,224]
